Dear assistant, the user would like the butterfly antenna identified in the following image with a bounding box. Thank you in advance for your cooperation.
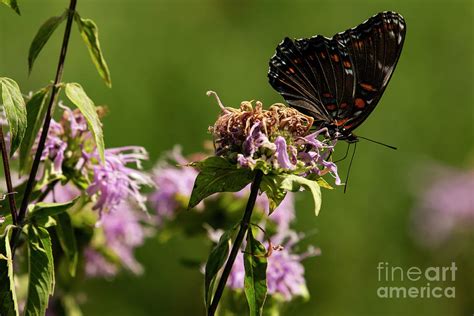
[344,143,357,193]
[334,142,351,163]
[358,136,397,150]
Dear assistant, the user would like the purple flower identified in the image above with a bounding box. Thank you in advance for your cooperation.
[84,248,118,277]
[236,188,296,231]
[268,193,295,231]
[43,182,81,203]
[149,147,199,223]
[87,146,153,213]
[85,200,150,277]
[40,120,67,174]
[226,230,320,301]
[274,136,295,170]
[242,121,275,157]
[412,164,474,247]
[59,102,88,137]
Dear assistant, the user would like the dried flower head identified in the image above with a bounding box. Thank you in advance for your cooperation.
[209,91,314,157]
[207,91,340,185]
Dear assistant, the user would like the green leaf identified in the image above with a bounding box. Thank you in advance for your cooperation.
[260,176,287,214]
[261,174,322,216]
[28,11,67,73]
[0,77,27,156]
[55,213,78,277]
[244,229,267,316]
[28,199,78,222]
[74,13,112,87]
[61,294,83,316]
[0,0,20,15]
[19,87,50,173]
[0,225,19,316]
[189,157,255,209]
[65,83,105,162]
[204,225,238,309]
[280,175,322,216]
[25,225,55,316]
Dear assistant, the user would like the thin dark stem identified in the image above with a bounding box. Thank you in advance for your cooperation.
[17,0,77,225]
[207,170,264,316]
[11,0,78,254]
[0,126,18,225]
[36,179,60,203]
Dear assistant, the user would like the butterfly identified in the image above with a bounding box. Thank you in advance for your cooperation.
[268,11,406,143]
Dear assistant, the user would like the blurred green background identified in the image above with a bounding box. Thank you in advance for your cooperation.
[1,0,473,315]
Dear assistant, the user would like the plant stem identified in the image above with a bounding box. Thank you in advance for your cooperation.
[0,126,18,225]
[208,170,264,316]
[36,179,60,203]
[11,0,78,254]
[17,0,77,225]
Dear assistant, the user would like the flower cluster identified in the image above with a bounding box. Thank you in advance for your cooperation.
[412,163,474,247]
[150,146,318,303]
[209,91,340,184]
[149,147,199,223]
[225,231,319,301]
[36,103,154,277]
[149,147,296,229]
[85,200,150,277]
[39,103,153,213]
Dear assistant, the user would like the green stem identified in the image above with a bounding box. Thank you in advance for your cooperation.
[207,170,264,316]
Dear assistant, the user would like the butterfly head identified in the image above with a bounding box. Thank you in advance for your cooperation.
[326,124,359,143]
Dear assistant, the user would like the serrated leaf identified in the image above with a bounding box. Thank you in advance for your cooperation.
[0,0,20,15]
[28,199,78,222]
[25,225,54,316]
[55,213,78,277]
[204,225,238,309]
[28,11,67,73]
[19,88,50,173]
[65,83,105,162]
[0,225,19,316]
[244,229,267,316]
[0,77,27,156]
[189,157,255,209]
[74,13,112,87]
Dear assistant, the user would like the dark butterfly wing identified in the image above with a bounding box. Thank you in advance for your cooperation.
[268,36,356,127]
[268,11,406,134]
[333,11,406,131]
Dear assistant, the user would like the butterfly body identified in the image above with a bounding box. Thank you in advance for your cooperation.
[268,11,406,142]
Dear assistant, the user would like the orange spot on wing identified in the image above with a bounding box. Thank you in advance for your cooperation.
[289,67,295,74]
[340,102,348,109]
[322,93,332,98]
[343,60,351,68]
[360,83,376,92]
[326,104,336,111]
[355,98,365,108]
[331,54,340,62]
[335,118,349,126]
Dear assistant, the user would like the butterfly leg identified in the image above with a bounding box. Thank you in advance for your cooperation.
[343,142,357,193]
[334,142,351,163]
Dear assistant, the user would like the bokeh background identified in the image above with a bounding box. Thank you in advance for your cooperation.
[1,0,473,315]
